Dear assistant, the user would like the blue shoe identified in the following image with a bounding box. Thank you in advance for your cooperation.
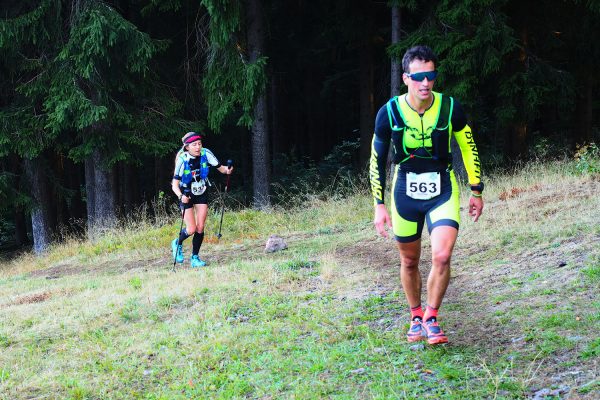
[190,255,206,268]
[171,238,184,264]
[407,318,426,342]
[423,318,449,345]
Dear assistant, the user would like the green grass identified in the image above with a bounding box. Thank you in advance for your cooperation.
[581,338,600,359]
[582,263,600,284]
[0,159,599,398]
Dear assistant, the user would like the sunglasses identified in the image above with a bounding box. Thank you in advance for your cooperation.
[405,70,438,82]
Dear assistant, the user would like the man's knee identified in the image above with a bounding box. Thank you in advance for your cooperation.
[432,249,452,268]
[401,255,420,269]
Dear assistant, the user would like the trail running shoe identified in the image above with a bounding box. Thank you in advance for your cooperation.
[190,255,206,268]
[407,318,426,342]
[423,318,449,345]
[171,238,184,264]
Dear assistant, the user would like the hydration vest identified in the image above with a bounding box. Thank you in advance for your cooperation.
[386,91,454,165]
[178,149,209,192]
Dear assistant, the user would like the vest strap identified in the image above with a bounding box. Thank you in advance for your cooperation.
[387,93,454,165]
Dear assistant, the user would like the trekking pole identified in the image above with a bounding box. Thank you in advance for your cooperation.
[172,203,185,272]
[217,159,233,240]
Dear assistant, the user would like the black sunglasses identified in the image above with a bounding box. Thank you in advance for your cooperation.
[406,70,438,82]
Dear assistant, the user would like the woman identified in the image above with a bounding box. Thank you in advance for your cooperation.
[171,132,233,267]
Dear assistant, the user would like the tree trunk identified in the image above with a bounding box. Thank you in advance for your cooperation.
[246,0,271,208]
[251,93,271,208]
[23,157,53,254]
[391,5,402,97]
[85,155,96,232]
[91,148,116,234]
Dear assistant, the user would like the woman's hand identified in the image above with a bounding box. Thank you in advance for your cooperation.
[218,165,234,174]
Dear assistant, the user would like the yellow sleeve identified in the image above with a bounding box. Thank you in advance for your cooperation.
[369,134,388,205]
[453,124,481,185]
[370,105,392,205]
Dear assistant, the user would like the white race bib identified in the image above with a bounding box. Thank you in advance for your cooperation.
[191,180,206,195]
[406,172,441,200]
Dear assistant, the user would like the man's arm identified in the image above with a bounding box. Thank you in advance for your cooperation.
[371,105,394,236]
[370,106,392,204]
[452,100,483,221]
[451,100,481,186]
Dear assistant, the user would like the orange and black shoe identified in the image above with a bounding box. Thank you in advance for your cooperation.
[422,318,448,345]
[406,318,426,342]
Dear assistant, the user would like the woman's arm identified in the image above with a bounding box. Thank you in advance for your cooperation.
[171,179,189,203]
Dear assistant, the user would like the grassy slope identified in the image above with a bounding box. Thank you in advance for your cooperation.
[0,161,598,399]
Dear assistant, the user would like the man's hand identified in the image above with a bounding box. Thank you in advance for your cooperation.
[374,204,393,238]
[468,196,484,222]
[181,194,190,204]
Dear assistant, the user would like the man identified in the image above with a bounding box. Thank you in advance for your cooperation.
[369,45,484,345]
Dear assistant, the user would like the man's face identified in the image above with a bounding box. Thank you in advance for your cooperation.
[403,59,436,104]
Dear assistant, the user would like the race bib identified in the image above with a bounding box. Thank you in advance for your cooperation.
[406,172,441,200]
[191,180,206,195]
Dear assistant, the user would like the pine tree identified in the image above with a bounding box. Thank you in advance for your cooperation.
[0,0,65,252]
[45,1,172,233]
[1,0,188,246]
[200,0,270,208]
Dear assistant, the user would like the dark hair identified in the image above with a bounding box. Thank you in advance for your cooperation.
[402,45,438,73]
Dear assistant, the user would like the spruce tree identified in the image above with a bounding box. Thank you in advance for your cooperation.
[0,0,65,252]
[1,0,187,246]
[200,0,270,208]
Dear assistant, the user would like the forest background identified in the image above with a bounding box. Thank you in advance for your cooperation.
[1,0,599,254]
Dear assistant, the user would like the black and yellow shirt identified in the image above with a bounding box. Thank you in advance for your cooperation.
[370,91,481,205]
